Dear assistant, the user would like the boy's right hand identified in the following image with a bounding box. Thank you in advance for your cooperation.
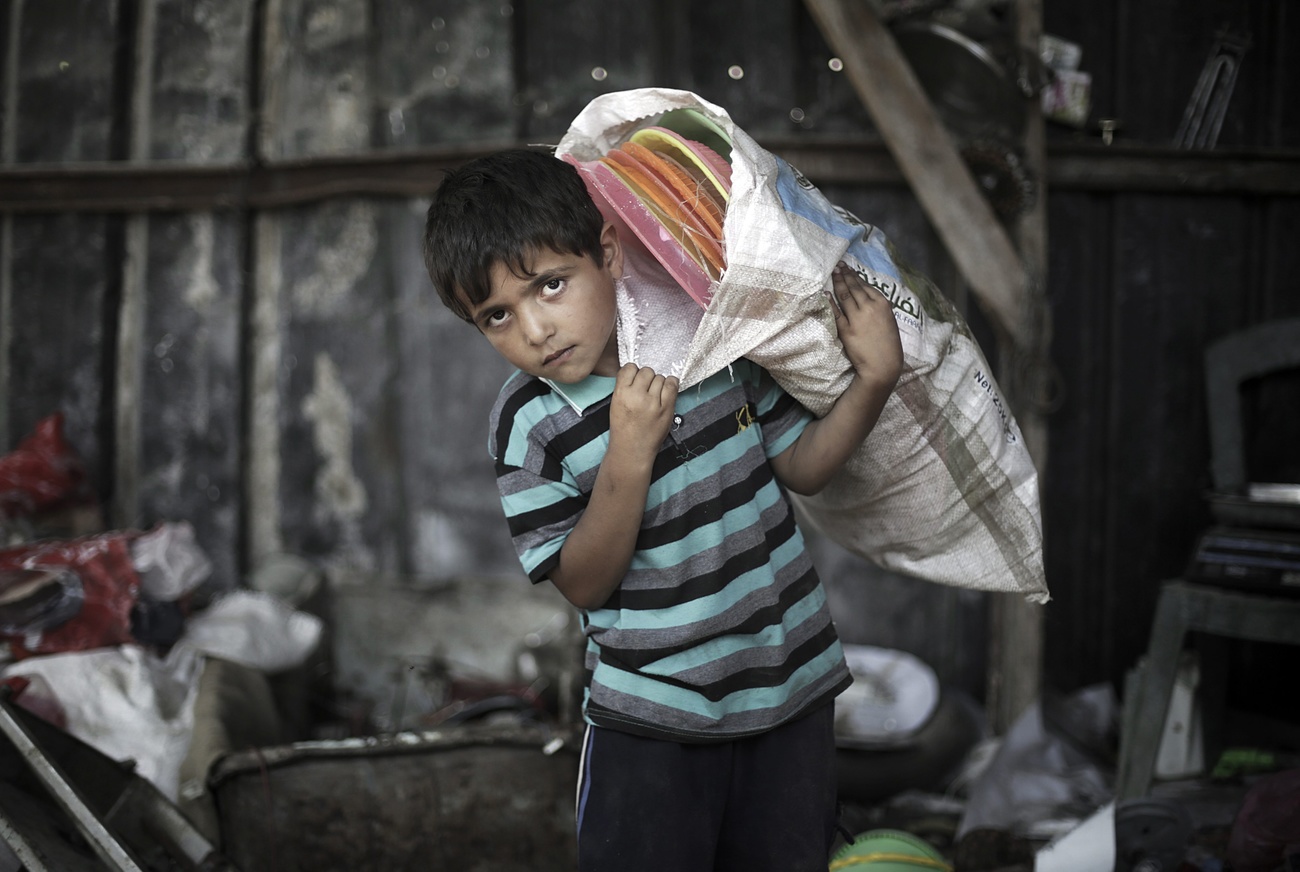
[609,364,679,460]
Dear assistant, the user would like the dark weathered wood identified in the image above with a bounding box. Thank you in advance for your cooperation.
[519,0,660,140]
[6,215,114,489]
[3,144,1299,214]
[373,0,516,147]
[1047,146,1300,193]
[135,213,246,587]
[1041,190,1117,693]
[150,0,254,163]
[10,0,121,164]
[2,2,122,503]
[269,200,406,573]
[112,0,253,581]
[260,0,373,160]
[386,202,521,580]
[987,0,1049,734]
[676,0,802,138]
[793,3,874,136]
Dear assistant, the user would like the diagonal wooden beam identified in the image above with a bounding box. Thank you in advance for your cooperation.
[804,0,1030,346]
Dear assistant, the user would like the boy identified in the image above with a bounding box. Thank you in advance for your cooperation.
[423,147,902,871]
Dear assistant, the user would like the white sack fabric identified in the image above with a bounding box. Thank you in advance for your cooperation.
[558,88,1048,603]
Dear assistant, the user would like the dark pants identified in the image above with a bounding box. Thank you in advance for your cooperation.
[575,703,839,872]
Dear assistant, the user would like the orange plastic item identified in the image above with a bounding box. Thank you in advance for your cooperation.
[599,151,726,278]
[620,141,725,241]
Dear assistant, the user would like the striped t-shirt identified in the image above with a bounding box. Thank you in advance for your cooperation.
[489,358,851,742]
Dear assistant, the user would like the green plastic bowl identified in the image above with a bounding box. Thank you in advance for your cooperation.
[830,829,952,871]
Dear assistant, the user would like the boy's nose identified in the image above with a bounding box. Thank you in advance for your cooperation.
[517,306,554,345]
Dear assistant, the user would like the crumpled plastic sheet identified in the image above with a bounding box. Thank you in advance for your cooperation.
[2,589,322,801]
[179,589,322,674]
[5,645,203,800]
[957,684,1116,838]
[130,521,214,601]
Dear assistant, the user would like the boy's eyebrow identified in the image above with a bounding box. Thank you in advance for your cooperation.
[526,265,570,289]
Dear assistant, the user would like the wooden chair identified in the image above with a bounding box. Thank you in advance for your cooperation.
[1115,318,1300,801]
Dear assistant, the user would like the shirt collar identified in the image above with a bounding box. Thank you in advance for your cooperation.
[543,373,616,415]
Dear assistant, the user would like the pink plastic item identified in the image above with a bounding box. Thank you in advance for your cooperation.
[565,155,714,309]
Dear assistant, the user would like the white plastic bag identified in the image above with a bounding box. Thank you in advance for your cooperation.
[558,88,1047,602]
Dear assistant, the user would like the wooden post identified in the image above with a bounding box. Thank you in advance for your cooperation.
[113,0,157,529]
[987,0,1049,734]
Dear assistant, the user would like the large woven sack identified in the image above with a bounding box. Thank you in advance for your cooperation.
[558,88,1048,603]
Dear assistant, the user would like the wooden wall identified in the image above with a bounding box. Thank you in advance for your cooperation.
[1,0,1296,704]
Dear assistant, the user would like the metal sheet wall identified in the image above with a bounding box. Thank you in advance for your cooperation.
[1,0,1296,701]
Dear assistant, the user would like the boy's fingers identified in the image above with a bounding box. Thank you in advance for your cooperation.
[661,376,680,403]
[831,268,864,309]
[617,362,641,385]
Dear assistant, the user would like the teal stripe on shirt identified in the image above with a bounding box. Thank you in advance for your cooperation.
[591,640,848,718]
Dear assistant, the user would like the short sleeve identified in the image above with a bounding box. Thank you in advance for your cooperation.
[747,361,814,459]
[489,379,586,584]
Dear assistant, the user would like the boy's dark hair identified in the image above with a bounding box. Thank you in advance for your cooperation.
[423,148,606,322]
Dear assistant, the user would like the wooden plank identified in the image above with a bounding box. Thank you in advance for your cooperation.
[802,0,1030,346]
[272,200,408,574]
[111,0,154,530]
[126,0,254,583]
[150,0,254,163]
[2,145,1299,214]
[113,0,249,591]
[9,0,121,163]
[1046,147,1300,193]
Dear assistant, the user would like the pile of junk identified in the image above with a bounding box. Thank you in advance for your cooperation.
[0,414,583,872]
[0,413,1296,872]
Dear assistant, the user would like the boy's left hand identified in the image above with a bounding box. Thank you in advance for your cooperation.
[830,263,904,390]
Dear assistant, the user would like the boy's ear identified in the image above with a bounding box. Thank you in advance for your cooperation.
[600,222,624,280]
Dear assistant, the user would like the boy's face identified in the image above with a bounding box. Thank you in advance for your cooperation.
[463,223,623,383]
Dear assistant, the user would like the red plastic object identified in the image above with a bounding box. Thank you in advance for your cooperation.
[0,413,89,520]
[1226,767,1300,872]
[0,532,141,659]
[1,675,69,729]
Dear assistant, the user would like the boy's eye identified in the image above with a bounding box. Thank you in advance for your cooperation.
[484,309,509,327]
[540,278,565,296]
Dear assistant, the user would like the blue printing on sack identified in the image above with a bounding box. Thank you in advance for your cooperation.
[771,157,901,283]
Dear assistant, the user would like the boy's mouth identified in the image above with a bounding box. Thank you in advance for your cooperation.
[544,346,574,366]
